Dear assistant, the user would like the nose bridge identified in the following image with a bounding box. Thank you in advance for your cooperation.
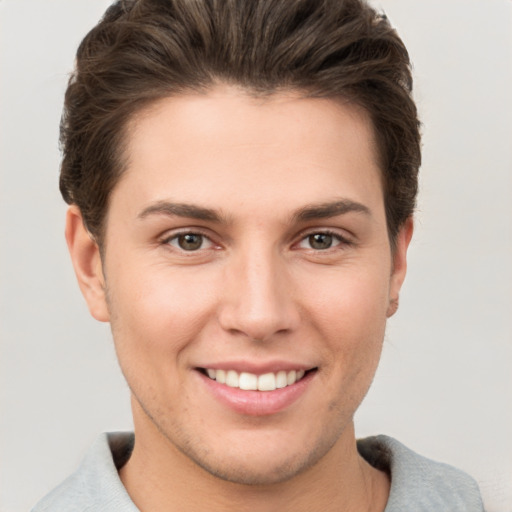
[218,240,298,341]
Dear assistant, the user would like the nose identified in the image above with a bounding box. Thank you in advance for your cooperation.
[217,247,300,342]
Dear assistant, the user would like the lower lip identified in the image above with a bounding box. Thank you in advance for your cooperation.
[198,370,315,416]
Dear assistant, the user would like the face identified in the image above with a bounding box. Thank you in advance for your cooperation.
[69,86,411,485]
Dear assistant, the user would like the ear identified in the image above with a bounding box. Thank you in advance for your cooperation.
[65,205,110,322]
[387,217,414,318]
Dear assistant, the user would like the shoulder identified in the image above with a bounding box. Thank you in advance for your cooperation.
[32,432,137,512]
[358,435,484,511]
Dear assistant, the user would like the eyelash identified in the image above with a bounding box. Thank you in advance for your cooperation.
[160,229,353,253]
[296,230,353,251]
[160,230,216,252]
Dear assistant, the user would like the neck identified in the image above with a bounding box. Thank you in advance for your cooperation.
[119,408,389,512]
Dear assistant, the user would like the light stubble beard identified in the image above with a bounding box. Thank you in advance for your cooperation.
[127,380,362,487]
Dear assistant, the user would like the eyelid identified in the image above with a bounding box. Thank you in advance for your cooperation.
[294,229,354,249]
[157,227,353,251]
[160,228,219,250]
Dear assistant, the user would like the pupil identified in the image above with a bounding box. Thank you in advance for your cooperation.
[309,233,332,250]
[179,234,202,250]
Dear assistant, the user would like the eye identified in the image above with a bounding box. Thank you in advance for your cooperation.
[165,232,214,251]
[298,232,346,250]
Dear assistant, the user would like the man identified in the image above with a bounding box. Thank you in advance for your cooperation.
[33,0,484,510]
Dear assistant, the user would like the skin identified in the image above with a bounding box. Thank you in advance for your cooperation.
[66,86,413,512]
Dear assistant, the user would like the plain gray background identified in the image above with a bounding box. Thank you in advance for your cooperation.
[1,1,511,511]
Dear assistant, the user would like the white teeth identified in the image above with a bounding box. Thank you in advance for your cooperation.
[216,369,226,384]
[276,370,288,389]
[287,370,296,385]
[225,370,239,388]
[258,372,276,391]
[239,372,258,390]
[205,368,309,391]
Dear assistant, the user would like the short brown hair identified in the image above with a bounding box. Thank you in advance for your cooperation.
[60,0,421,245]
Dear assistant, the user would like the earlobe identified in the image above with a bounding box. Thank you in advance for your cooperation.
[387,217,414,318]
[65,206,110,322]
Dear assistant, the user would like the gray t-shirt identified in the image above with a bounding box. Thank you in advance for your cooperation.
[33,432,484,511]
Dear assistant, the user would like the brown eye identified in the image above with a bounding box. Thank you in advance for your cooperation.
[308,233,334,250]
[166,232,213,251]
[177,233,204,251]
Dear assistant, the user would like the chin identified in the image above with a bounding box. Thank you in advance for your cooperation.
[185,448,320,486]
[168,423,343,486]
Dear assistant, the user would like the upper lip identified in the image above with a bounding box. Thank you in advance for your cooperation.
[194,360,317,375]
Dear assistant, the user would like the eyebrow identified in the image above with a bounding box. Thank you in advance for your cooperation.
[138,201,224,222]
[293,199,371,222]
[137,198,371,224]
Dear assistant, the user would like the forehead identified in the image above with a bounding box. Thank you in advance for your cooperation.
[128,86,378,162]
[113,86,384,222]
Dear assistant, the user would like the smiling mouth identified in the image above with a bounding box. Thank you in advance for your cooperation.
[198,368,316,391]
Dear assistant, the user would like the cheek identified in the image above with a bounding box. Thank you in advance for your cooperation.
[302,265,390,382]
[106,264,217,370]
[305,264,390,338]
